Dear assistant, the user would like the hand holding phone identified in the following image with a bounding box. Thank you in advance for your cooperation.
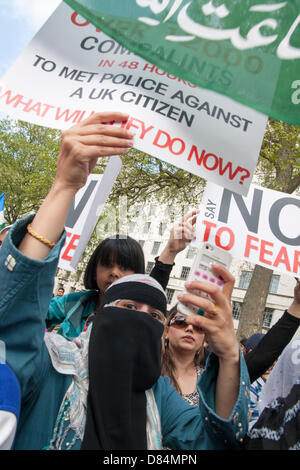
[177,243,232,316]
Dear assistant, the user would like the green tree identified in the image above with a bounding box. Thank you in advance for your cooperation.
[0,117,206,287]
[111,148,204,207]
[236,120,300,341]
[0,119,205,225]
[0,118,61,223]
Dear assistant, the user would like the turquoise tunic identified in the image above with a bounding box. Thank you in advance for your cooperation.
[0,215,250,450]
[47,290,97,339]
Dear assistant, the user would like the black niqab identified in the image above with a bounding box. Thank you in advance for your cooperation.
[81,306,163,450]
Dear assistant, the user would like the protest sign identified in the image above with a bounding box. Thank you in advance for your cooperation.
[64,0,300,126]
[58,157,122,271]
[0,2,267,195]
[195,182,300,277]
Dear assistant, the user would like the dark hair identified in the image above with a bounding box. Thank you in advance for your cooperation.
[83,235,145,290]
[161,304,205,395]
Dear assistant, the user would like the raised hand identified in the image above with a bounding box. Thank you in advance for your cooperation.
[55,112,134,192]
[19,112,134,260]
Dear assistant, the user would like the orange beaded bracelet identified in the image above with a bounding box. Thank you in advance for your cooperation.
[27,223,56,248]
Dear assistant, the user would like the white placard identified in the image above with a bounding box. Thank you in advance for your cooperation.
[58,157,122,271]
[195,182,300,277]
[0,2,268,196]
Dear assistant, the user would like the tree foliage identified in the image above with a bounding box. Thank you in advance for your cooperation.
[0,117,205,286]
[256,119,300,193]
[0,118,205,226]
[0,118,61,223]
[112,148,205,207]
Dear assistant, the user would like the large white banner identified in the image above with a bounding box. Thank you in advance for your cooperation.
[59,157,122,271]
[195,182,300,277]
[0,2,268,196]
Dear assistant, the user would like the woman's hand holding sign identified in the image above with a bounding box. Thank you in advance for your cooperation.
[56,112,134,193]
[19,112,134,260]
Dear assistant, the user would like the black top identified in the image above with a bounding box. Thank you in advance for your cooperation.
[243,382,300,450]
[150,256,174,291]
[245,310,300,383]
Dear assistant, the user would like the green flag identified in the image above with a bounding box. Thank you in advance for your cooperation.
[64,0,300,125]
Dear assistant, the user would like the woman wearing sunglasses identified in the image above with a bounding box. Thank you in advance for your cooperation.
[162,262,241,411]
[162,307,205,406]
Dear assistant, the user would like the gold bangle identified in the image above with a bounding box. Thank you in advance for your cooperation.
[27,223,56,248]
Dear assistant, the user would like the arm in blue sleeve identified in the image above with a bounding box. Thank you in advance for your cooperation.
[47,295,68,325]
[155,348,250,450]
[0,215,66,400]
[197,349,250,448]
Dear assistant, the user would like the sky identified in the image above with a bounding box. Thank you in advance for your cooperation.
[0,0,62,79]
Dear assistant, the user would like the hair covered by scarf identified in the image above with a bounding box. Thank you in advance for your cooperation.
[100,273,167,315]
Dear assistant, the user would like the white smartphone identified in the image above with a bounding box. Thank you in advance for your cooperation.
[177,243,232,316]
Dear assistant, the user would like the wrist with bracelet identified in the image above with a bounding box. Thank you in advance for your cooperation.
[27,224,56,249]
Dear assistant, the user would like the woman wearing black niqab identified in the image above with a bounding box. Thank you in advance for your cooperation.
[81,274,167,450]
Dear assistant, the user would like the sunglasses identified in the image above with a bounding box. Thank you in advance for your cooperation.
[168,315,203,332]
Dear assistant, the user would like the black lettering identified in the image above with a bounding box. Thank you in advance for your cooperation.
[197,101,211,114]
[241,118,253,131]
[59,67,78,79]
[66,180,97,228]
[218,188,263,233]
[170,90,184,103]
[89,88,105,99]
[70,87,83,98]
[179,110,195,127]
[154,101,169,116]
[80,36,98,51]
[269,198,300,245]
[230,114,241,128]
[102,89,117,100]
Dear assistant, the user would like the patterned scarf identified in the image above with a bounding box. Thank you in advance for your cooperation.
[44,326,162,450]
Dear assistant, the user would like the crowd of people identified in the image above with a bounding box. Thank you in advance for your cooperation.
[0,112,299,451]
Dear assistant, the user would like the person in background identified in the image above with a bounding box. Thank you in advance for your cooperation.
[243,333,267,426]
[244,333,265,355]
[161,261,240,409]
[56,287,65,297]
[248,362,275,429]
[236,282,300,427]
[239,338,247,355]
[162,305,205,406]
[244,338,300,450]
